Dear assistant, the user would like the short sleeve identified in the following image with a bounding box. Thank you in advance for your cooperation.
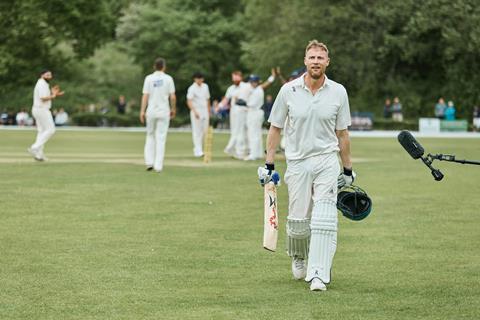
[335,87,351,130]
[186,86,194,100]
[168,77,175,94]
[205,84,210,99]
[39,81,50,98]
[268,86,288,128]
[225,86,233,99]
[142,77,150,94]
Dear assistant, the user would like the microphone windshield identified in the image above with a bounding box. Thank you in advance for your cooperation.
[398,131,425,159]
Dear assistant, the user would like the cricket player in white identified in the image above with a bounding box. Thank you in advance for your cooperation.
[28,69,64,161]
[140,58,176,172]
[186,72,211,157]
[259,40,355,291]
[245,74,265,160]
[223,71,252,159]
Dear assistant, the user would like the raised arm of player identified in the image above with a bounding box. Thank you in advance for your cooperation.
[260,68,276,90]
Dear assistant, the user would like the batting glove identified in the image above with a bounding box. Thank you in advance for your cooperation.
[258,163,281,186]
[338,167,356,189]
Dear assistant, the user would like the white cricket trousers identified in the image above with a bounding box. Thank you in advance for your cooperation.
[246,109,264,159]
[225,105,248,157]
[31,107,56,152]
[284,152,341,284]
[190,111,208,157]
[144,115,170,171]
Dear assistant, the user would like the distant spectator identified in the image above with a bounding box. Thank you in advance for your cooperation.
[383,98,392,119]
[391,96,403,122]
[54,108,69,126]
[434,97,447,119]
[444,100,456,121]
[473,106,480,132]
[262,94,274,121]
[15,109,30,126]
[116,95,126,114]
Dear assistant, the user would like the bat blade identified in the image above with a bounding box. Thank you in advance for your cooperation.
[263,182,278,251]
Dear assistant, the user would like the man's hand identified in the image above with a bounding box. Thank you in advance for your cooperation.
[193,110,200,119]
[258,164,281,186]
[338,168,356,189]
[52,85,64,97]
[170,109,176,119]
[140,111,145,124]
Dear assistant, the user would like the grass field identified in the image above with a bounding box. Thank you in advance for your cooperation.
[0,129,479,320]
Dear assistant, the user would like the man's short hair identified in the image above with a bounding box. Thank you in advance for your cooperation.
[154,58,166,70]
[305,40,329,56]
[232,70,242,76]
[40,69,51,76]
[193,72,204,79]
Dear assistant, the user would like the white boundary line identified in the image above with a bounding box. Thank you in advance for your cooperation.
[1,125,480,138]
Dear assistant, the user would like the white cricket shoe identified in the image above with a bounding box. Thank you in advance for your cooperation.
[310,278,327,291]
[292,257,307,280]
[28,147,44,161]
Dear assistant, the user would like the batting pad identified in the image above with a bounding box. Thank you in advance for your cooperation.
[305,199,338,283]
[286,218,311,259]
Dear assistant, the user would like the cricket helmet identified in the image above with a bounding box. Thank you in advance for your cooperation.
[337,185,372,221]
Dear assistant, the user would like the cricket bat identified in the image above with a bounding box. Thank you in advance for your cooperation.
[203,125,213,163]
[263,181,278,251]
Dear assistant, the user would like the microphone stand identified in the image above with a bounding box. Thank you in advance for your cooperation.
[421,155,444,181]
[429,154,480,165]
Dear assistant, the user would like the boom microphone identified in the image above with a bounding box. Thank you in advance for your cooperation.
[398,130,425,159]
[397,131,444,181]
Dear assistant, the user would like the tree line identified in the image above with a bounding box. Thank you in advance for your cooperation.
[1,0,479,119]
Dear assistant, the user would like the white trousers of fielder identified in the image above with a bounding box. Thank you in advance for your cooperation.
[190,110,208,157]
[246,109,264,159]
[144,115,169,171]
[284,152,341,284]
[225,105,248,157]
[31,107,56,155]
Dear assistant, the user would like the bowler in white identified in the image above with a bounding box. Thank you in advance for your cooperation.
[28,69,64,161]
[186,72,211,157]
[140,58,176,172]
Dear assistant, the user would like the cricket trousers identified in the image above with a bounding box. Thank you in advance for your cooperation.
[246,109,264,159]
[284,152,341,284]
[190,110,209,157]
[144,115,170,171]
[31,107,56,154]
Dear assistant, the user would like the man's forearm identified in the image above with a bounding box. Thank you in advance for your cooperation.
[141,94,148,113]
[265,126,281,164]
[169,96,177,113]
[337,130,352,169]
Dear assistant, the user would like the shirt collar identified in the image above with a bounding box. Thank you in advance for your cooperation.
[300,74,330,91]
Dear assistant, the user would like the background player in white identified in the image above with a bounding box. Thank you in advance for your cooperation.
[28,69,64,161]
[140,57,176,172]
[245,74,273,160]
[222,70,252,159]
[186,72,211,157]
[223,70,276,159]
[259,40,355,291]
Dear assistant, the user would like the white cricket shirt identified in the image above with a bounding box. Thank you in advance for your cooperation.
[186,82,210,114]
[225,81,252,106]
[33,78,52,109]
[142,71,175,117]
[268,75,351,160]
[247,86,264,110]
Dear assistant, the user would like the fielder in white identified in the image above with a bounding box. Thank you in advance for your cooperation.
[259,40,355,292]
[245,74,266,161]
[224,70,275,159]
[140,58,176,172]
[223,71,252,159]
[186,72,211,157]
[28,69,64,161]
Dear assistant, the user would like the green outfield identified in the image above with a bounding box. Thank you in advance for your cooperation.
[0,129,479,320]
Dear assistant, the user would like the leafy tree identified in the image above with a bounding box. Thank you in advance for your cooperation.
[117,0,245,113]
